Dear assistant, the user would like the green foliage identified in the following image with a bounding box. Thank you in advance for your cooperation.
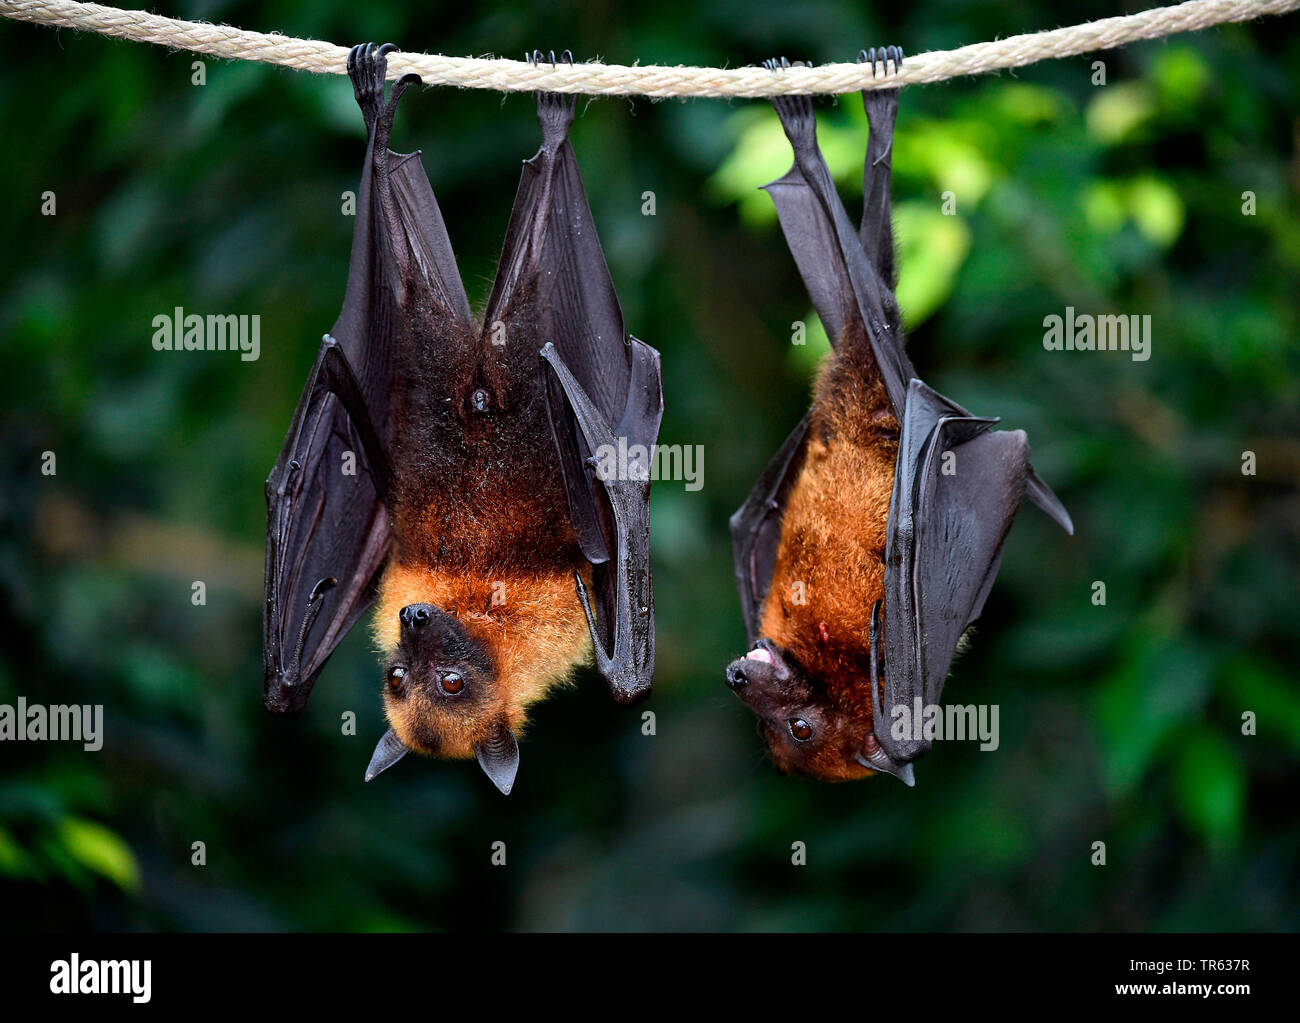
[0,0,1296,932]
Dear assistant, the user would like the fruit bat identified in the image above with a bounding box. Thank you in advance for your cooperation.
[262,44,663,794]
[724,50,1072,786]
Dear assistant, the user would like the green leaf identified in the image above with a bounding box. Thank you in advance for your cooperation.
[1086,82,1155,145]
[786,309,831,375]
[1224,656,1300,750]
[55,816,141,894]
[1095,636,1212,797]
[894,118,997,206]
[705,109,787,224]
[1150,47,1210,109]
[894,201,971,327]
[0,826,31,879]
[1127,176,1184,247]
[1173,729,1245,849]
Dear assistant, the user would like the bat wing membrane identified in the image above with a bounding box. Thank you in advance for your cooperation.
[728,414,811,646]
[263,336,393,713]
[876,379,1030,762]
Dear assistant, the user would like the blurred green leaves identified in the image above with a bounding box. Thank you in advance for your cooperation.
[54,817,141,893]
[1173,729,1245,852]
[0,0,1297,933]
[0,768,139,895]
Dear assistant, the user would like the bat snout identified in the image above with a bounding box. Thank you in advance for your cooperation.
[725,661,750,690]
[724,642,798,714]
[399,603,434,629]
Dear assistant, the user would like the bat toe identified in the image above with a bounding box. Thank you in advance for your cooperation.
[858,44,904,79]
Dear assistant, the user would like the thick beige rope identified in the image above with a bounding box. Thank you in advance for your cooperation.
[1,0,1297,97]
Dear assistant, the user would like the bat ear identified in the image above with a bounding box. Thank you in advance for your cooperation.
[474,717,520,795]
[365,728,409,782]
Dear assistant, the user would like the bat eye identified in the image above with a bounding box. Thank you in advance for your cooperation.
[387,665,407,690]
[439,671,464,695]
[789,718,813,742]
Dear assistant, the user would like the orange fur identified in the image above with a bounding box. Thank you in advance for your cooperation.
[373,560,592,758]
[758,335,899,778]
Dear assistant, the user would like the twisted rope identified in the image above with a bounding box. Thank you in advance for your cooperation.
[1,0,1296,97]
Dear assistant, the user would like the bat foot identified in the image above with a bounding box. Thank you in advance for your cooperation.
[528,48,576,136]
[764,57,817,149]
[857,47,902,167]
[349,42,403,132]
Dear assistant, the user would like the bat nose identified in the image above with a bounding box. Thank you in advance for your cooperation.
[725,663,749,690]
[400,603,434,629]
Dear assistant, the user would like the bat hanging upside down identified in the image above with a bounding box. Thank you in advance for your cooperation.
[725,51,1073,786]
[262,44,663,794]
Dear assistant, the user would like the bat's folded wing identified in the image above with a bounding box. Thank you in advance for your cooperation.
[263,336,392,714]
[541,339,663,704]
[263,132,468,714]
[728,415,811,646]
[876,379,1031,763]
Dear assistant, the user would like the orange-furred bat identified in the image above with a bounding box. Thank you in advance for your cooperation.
[725,51,1072,786]
[262,44,663,794]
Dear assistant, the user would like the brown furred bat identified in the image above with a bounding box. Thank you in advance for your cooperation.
[262,44,663,794]
[725,51,1072,786]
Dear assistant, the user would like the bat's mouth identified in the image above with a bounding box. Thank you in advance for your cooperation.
[748,638,791,678]
[725,639,792,692]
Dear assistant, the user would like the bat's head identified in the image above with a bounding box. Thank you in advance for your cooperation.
[725,639,869,781]
[368,602,520,794]
[725,638,912,784]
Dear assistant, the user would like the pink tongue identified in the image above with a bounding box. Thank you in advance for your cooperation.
[745,648,774,665]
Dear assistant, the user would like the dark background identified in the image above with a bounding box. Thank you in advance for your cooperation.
[0,0,1297,931]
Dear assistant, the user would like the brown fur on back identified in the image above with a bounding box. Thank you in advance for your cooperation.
[758,321,899,779]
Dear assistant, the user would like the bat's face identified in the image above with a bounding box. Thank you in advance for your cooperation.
[381,602,509,761]
[724,639,873,782]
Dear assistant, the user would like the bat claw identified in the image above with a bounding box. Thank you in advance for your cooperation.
[858,44,905,79]
[526,49,571,67]
[286,576,337,680]
[855,749,916,786]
